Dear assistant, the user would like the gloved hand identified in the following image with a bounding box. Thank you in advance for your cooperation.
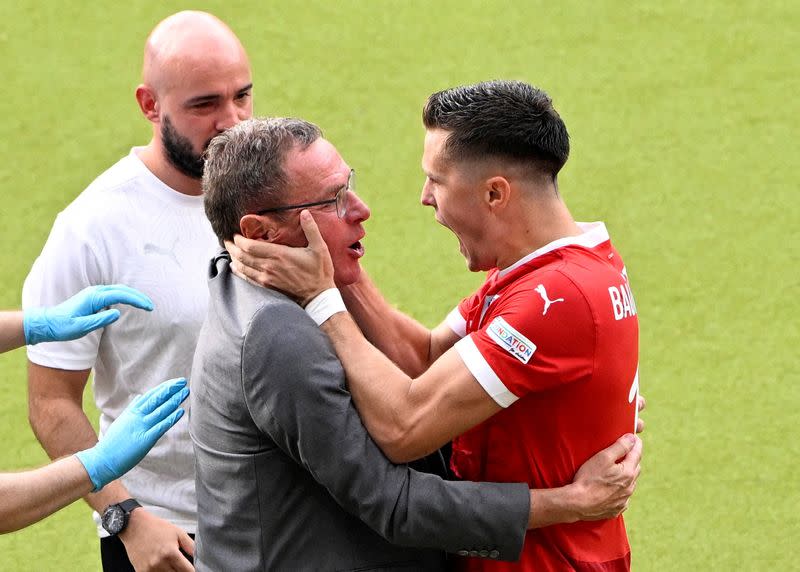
[23,284,154,345]
[75,378,189,491]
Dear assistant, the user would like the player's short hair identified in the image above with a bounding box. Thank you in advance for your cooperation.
[422,80,570,180]
[203,117,322,243]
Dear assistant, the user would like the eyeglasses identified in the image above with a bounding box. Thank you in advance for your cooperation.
[256,169,355,219]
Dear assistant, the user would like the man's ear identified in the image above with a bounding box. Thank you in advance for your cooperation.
[485,176,512,211]
[239,214,275,241]
[135,84,159,123]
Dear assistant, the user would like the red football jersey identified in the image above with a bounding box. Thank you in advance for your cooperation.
[447,223,639,571]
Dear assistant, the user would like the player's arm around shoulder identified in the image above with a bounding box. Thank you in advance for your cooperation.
[326,270,595,464]
[239,299,528,558]
[320,311,645,533]
[320,311,504,464]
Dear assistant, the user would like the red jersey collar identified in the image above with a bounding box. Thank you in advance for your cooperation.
[496,221,610,279]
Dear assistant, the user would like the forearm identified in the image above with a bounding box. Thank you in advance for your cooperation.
[320,310,496,462]
[527,433,643,528]
[528,485,582,529]
[341,276,434,377]
[0,311,26,354]
[321,312,420,460]
[37,378,195,569]
[314,312,614,532]
[29,394,131,513]
[30,395,99,462]
[0,456,93,534]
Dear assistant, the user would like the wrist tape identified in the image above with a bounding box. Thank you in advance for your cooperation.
[305,288,346,326]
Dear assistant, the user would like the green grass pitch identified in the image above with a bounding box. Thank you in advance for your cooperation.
[1,1,797,569]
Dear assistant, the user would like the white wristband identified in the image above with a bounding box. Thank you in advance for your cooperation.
[305,288,346,326]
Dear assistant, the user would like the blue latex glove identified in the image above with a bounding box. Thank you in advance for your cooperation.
[23,284,154,345]
[75,378,189,491]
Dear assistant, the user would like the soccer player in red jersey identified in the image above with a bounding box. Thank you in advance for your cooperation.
[228,80,641,570]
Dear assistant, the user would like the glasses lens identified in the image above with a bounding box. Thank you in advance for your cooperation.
[336,187,348,218]
[337,170,354,218]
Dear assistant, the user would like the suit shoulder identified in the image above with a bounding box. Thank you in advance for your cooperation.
[242,291,335,365]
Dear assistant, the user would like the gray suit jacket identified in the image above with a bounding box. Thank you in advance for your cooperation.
[190,253,529,571]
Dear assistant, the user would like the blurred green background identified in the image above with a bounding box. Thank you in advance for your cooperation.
[1,1,797,569]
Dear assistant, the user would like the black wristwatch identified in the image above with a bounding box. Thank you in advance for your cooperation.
[101,499,141,536]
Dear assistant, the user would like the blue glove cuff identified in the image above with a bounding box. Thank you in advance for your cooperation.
[75,447,109,492]
[22,308,50,346]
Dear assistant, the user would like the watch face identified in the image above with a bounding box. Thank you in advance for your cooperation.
[102,506,125,535]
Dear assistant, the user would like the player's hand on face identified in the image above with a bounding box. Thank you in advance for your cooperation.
[119,510,194,572]
[571,433,642,521]
[635,394,646,433]
[227,210,336,306]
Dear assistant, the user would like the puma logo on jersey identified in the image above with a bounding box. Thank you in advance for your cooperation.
[487,317,536,364]
[534,284,565,315]
[144,238,182,268]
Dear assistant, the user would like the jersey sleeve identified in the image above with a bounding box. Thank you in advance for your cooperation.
[445,288,483,339]
[455,271,595,407]
[445,305,467,338]
[22,211,106,370]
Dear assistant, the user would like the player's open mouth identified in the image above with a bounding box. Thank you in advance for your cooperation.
[348,240,364,257]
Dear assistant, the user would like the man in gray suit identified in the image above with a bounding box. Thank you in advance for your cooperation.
[191,117,642,571]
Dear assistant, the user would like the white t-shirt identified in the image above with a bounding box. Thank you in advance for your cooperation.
[23,148,218,536]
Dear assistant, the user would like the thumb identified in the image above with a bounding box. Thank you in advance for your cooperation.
[71,309,121,337]
[623,434,643,467]
[602,433,637,463]
[299,210,328,253]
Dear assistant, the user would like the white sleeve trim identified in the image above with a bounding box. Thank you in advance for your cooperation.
[27,344,97,371]
[454,335,518,408]
[445,306,467,338]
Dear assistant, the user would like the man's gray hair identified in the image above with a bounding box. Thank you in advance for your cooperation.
[203,117,322,243]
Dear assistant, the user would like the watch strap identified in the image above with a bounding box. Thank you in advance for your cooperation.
[118,498,142,514]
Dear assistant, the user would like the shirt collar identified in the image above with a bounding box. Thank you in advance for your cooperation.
[497,221,610,278]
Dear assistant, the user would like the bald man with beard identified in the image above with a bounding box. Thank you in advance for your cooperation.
[22,11,252,571]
